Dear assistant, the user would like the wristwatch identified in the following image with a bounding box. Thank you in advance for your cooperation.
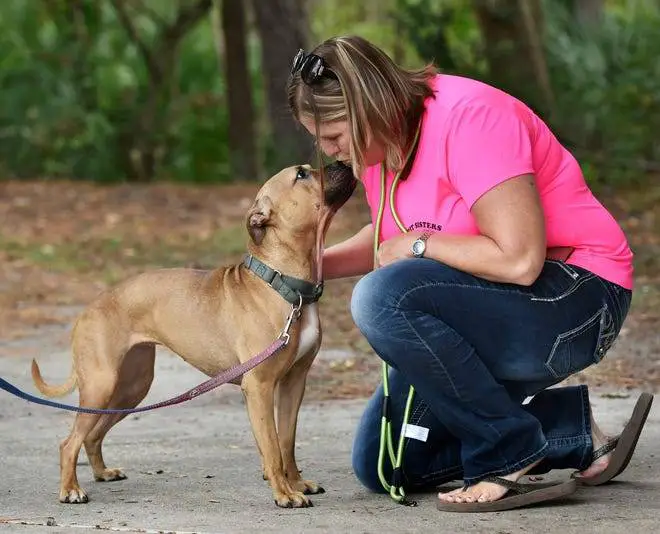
[411,232,432,258]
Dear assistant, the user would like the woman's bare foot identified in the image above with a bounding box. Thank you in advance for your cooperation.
[574,408,612,479]
[438,458,543,504]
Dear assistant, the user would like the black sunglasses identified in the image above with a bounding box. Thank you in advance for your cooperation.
[291,49,338,85]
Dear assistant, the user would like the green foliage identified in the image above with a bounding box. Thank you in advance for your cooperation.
[543,0,660,186]
[392,0,485,74]
[0,0,655,186]
[0,0,236,183]
[161,17,230,182]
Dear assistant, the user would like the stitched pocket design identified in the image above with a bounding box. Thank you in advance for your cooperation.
[545,305,609,379]
[530,261,594,303]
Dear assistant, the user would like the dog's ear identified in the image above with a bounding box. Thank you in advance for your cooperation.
[246,195,273,245]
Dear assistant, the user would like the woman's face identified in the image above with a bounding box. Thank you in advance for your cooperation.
[299,116,385,168]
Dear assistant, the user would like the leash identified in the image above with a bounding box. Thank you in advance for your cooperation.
[373,121,422,507]
[0,295,304,415]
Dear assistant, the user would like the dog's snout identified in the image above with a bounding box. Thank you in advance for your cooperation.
[323,161,350,174]
[322,161,357,210]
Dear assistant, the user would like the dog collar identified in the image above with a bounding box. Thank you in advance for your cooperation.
[242,254,324,306]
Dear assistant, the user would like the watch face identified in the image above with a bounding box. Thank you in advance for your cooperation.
[412,240,425,256]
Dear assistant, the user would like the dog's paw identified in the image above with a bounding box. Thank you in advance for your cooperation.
[59,487,89,504]
[294,479,325,495]
[274,490,313,508]
[94,468,127,482]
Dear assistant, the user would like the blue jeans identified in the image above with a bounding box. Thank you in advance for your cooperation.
[350,259,632,490]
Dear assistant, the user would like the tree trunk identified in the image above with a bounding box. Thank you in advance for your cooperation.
[214,0,258,181]
[252,0,314,172]
[574,0,603,26]
[110,0,213,181]
[472,0,555,119]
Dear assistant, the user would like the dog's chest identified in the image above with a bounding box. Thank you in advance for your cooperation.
[295,303,320,362]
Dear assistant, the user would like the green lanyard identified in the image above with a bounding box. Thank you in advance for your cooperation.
[371,122,422,506]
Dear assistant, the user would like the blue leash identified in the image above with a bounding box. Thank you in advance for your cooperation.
[0,377,144,414]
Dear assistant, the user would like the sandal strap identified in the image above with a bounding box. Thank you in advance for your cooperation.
[592,437,619,461]
[480,476,533,495]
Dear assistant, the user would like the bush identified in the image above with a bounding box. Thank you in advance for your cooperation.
[0,1,238,183]
[544,0,660,186]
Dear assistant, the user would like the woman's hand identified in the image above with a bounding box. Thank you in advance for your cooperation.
[377,234,417,267]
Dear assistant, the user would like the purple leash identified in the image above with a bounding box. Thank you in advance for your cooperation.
[0,337,287,415]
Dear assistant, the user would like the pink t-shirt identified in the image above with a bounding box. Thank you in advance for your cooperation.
[362,74,634,289]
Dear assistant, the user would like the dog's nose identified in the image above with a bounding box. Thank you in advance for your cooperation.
[323,161,350,175]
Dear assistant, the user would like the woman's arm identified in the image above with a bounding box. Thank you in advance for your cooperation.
[323,223,375,280]
[424,173,546,285]
[377,174,547,286]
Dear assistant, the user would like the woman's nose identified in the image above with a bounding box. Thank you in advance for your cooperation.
[320,141,339,158]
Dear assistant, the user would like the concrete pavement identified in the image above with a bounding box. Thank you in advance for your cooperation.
[0,347,658,533]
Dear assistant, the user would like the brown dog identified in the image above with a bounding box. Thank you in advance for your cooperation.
[30,162,357,508]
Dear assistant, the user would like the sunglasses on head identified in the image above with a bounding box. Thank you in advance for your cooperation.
[291,49,338,85]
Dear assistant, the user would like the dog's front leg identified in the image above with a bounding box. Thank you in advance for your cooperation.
[242,375,312,508]
[276,350,325,496]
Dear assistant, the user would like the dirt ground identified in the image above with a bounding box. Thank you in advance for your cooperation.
[0,179,658,400]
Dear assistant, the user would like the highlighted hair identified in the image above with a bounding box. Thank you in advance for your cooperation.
[287,35,437,177]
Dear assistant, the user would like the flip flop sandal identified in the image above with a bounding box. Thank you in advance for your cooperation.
[436,476,577,513]
[574,392,654,486]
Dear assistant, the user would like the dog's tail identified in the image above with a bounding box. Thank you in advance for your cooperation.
[31,359,78,398]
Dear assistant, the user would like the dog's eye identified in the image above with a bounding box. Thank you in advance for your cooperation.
[295,167,310,181]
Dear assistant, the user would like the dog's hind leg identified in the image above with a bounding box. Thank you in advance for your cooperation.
[84,344,156,483]
[59,319,128,504]
[276,350,324,496]
[59,370,119,503]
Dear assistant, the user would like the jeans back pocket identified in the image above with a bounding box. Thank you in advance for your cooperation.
[544,304,612,380]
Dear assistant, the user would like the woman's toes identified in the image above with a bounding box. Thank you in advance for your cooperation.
[440,487,463,501]
[439,480,512,504]
[576,457,610,479]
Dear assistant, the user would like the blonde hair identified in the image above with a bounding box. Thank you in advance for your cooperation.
[287,35,437,177]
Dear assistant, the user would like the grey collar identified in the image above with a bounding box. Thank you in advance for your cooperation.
[242,254,324,306]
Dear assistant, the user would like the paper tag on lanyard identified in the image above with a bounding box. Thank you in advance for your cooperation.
[403,423,429,442]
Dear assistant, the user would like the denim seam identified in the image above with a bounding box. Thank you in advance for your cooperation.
[402,403,429,468]
[596,276,624,319]
[399,309,462,399]
[545,435,590,446]
[578,384,593,470]
[393,280,528,309]
[416,465,464,485]
[403,402,429,456]
[544,305,607,379]
[409,400,428,425]
[600,276,623,324]
[530,274,595,302]
[547,259,580,279]
[386,263,594,306]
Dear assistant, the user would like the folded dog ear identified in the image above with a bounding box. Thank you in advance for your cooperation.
[246,195,273,245]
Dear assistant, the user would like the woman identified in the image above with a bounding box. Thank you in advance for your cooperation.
[286,35,653,512]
